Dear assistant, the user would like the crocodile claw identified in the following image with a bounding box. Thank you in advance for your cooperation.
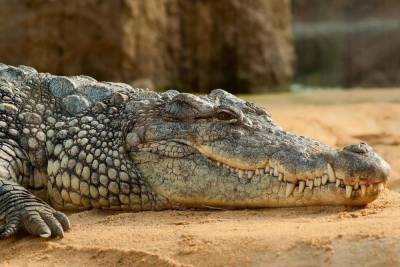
[0,200,70,239]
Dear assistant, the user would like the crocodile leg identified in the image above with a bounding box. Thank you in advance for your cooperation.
[0,142,69,239]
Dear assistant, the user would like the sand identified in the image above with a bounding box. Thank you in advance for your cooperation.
[1,89,399,267]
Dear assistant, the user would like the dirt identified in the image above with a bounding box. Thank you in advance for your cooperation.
[1,89,399,267]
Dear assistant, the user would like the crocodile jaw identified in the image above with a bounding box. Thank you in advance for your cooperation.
[131,141,389,208]
[127,89,390,208]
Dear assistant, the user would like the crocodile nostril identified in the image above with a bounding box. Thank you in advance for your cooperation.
[344,142,373,154]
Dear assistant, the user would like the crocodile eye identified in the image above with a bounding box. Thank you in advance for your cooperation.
[216,110,237,122]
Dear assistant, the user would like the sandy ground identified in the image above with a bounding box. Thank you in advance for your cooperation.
[1,89,400,267]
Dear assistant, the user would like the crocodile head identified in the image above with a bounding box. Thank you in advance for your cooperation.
[126,89,390,208]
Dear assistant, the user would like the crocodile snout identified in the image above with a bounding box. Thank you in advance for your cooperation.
[333,142,390,185]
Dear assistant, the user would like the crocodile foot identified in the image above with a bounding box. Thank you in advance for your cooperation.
[0,187,70,239]
[0,208,70,239]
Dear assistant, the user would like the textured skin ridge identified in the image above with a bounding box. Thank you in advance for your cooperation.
[0,63,390,239]
[0,64,168,238]
[0,64,162,211]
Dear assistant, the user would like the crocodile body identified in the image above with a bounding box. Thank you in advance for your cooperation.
[0,63,390,238]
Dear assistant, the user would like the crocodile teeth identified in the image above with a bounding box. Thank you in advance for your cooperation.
[327,163,336,182]
[307,179,314,189]
[378,183,384,191]
[354,182,359,190]
[286,183,295,197]
[269,167,274,175]
[369,184,374,190]
[298,181,305,193]
[315,177,321,187]
[238,170,244,178]
[360,184,367,196]
[278,173,283,181]
[322,174,328,185]
[273,168,279,177]
[247,171,254,179]
[345,185,353,198]
[336,179,341,187]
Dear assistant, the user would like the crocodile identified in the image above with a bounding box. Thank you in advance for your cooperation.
[0,63,390,239]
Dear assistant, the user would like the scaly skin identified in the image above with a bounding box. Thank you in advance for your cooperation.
[0,63,390,239]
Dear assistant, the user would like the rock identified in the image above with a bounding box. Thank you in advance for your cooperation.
[0,0,294,93]
[292,0,400,87]
[173,0,295,93]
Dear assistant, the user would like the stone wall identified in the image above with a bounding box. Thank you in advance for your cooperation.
[0,0,294,93]
[292,0,400,87]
